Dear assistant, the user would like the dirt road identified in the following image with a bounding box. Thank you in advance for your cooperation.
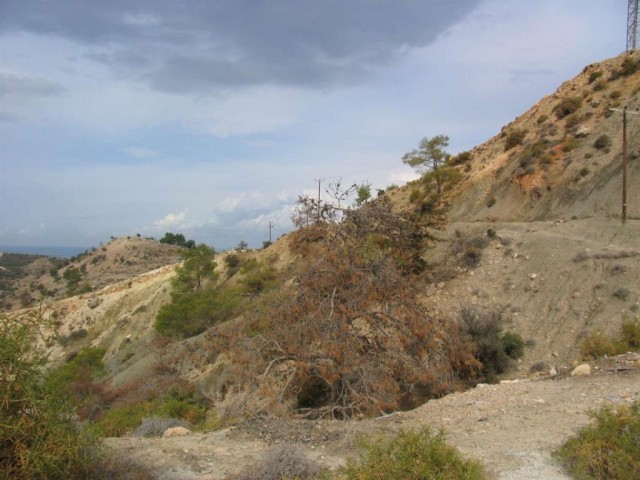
[106,361,640,479]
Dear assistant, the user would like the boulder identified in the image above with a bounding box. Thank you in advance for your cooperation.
[571,364,591,376]
[163,426,192,438]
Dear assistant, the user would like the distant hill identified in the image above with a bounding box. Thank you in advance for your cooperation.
[0,237,182,311]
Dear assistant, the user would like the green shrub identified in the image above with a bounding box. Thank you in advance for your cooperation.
[580,331,624,360]
[448,150,472,166]
[95,402,154,437]
[47,347,106,396]
[155,286,239,338]
[592,79,606,92]
[502,332,525,360]
[505,129,527,151]
[555,401,640,479]
[0,314,99,479]
[537,114,548,125]
[95,387,208,437]
[565,113,581,130]
[621,318,640,349]
[239,259,278,295]
[224,254,241,275]
[593,135,612,150]
[554,96,583,119]
[341,428,487,480]
[562,137,579,152]
[588,70,603,84]
[460,306,524,380]
[612,56,640,80]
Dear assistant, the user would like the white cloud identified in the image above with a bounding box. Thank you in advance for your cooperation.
[388,168,419,184]
[153,210,187,227]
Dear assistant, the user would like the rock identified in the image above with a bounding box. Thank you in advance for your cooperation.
[529,273,537,280]
[163,427,192,438]
[87,297,102,309]
[571,364,591,376]
[575,125,591,137]
[549,367,558,376]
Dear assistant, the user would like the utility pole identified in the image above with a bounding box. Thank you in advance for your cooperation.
[316,178,322,223]
[610,107,639,223]
[268,221,274,243]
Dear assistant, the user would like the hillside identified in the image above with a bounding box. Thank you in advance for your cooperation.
[6,52,640,479]
[446,51,640,222]
[0,237,182,311]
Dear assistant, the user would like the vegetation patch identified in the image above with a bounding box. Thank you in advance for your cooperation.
[580,317,640,360]
[341,428,487,480]
[0,313,100,479]
[219,198,482,418]
[95,386,208,437]
[588,70,603,84]
[233,444,326,480]
[554,96,583,119]
[555,401,640,480]
[593,134,611,150]
[460,306,525,381]
[504,129,527,151]
[155,244,240,339]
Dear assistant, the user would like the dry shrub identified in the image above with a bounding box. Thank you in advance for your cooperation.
[219,198,479,418]
[553,96,582,119]
[93,453,155,480]
[232,444,324,480]
[132,417,190,437]
[580,331,625,360]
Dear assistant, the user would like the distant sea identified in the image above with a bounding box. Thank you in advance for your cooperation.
[0,245,90,258]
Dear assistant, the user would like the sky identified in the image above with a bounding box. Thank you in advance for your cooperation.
[0,1,626,251]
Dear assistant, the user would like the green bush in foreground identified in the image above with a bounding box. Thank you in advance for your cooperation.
[0,314,98,479]
[555,401,640,480]
[341,428,487,480]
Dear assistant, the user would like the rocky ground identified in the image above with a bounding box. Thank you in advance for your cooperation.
[105,354,640,480]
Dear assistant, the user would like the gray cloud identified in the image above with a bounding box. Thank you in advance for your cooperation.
[0,72,64,97]
[0,110,20,122]
[0,1,482,93]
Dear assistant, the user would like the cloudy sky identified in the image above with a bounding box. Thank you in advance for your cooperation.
[0,1,625,251]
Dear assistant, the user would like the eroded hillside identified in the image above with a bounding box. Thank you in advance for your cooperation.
[443,51,640,222]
